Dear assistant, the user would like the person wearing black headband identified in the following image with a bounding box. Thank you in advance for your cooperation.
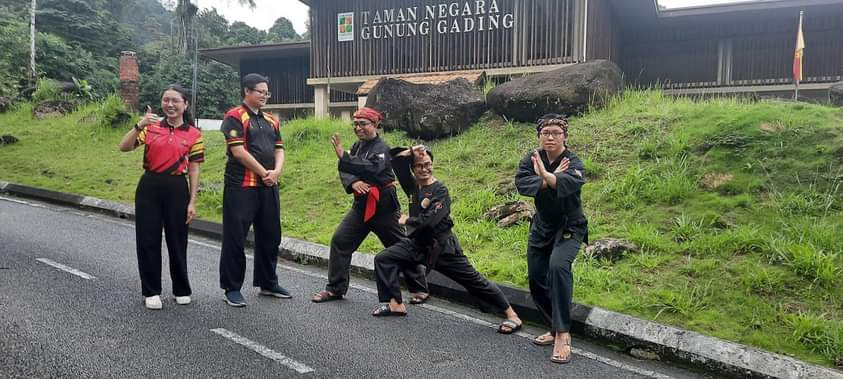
[515,113,588,364]
[370,145,523,335]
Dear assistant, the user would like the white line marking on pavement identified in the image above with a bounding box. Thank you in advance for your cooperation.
[210,328,315,374]
[186,237,674,379]
[0,196,45,208]
[6,198,670,379]
[35,258,96,280]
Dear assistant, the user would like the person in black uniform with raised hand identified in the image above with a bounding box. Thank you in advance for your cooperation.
[311,107,428,304]
[515,114,588,364]
[371,145,523,335]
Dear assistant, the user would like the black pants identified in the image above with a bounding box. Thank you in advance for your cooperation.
[374,236,510,311]
[527,236,581,332]
[220,185,281,292]
[134,172,191,297]
[326,206,427,296]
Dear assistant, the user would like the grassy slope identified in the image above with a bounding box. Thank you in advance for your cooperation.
[1,91,841,366]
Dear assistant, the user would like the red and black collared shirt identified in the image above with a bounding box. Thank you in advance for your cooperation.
[136,120,205,175]
[221,105,284,187]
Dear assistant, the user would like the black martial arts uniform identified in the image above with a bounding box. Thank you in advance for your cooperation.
[515,149,588,333]
[373,148,510,311]
[324,137,428,296]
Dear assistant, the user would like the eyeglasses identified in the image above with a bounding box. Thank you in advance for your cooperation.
[539,131,565,138]
[161,98,184,105]
[413,162,433,170]
[352,121,373,127]
[251,89,272,98]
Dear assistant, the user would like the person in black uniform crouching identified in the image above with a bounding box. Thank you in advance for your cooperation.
[371,145,523,335]
[311,107,429,304]
[515,114,588,364]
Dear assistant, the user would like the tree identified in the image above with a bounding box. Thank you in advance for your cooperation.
[227,21,266,45]
[267,17,300,42]
[36,0,133,56]
[196,7,229,48]
[175,0,199,54]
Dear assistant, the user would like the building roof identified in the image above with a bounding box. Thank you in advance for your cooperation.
[356,70,486,96]
[610,0,842,27]
[199,41,310,68]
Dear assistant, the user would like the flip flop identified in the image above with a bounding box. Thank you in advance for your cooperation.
[371,304,407,317]
[551,347,573,364]
[409,293,430,304]
[311,290,343,303]
[551,337,573,364]
[533,332,555,346]
[497,319,522,334]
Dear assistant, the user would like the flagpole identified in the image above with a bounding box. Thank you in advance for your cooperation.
[794,10,804,101]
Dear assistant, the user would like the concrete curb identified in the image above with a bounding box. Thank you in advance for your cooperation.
[1,180,840,379]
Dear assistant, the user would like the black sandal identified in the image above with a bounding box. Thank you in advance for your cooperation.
[371,304,407,317]
[497,319,522,334]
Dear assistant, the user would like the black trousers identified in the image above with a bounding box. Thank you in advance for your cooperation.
[326,206,427,296]
[527,235,581,332]
[374,236,510,311]
[220,184,281,292]
[134,172,191,297]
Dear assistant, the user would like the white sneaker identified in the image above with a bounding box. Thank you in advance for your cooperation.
[175,296,191,305]
[145,295,163,310]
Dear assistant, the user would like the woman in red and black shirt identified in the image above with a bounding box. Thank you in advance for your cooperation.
[118,85,205,310]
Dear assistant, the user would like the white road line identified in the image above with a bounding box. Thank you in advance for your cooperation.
[210,328,315,374]
[0,196,45,208]
[36,258,96,280]
[192,240,673,378]
[10,199,671,378]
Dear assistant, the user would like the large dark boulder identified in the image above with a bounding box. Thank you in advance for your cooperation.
[0,135,19,146]
[830,81,843,107]
[0,96,11,113]
[365,78,487,140]
[32,100,75,119]
[487,60,623,123]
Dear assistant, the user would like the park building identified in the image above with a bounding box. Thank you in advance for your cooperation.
[199,0,843,119]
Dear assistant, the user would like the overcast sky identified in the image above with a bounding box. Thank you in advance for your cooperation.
[191,0,760,35]
[195,0,310,35]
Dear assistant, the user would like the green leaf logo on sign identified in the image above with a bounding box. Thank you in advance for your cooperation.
[338,12,354,42]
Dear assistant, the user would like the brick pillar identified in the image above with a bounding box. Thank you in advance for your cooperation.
[119,51,139,112]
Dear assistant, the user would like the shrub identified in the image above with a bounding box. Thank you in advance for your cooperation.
[32,78,61,104]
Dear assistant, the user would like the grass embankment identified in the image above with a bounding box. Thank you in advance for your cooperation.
[1,91,841,366]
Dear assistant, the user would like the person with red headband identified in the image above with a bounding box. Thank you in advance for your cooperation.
[515,113,588,364]
[311,107,429,303]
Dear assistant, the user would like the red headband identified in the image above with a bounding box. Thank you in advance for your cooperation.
[353,107,383,124]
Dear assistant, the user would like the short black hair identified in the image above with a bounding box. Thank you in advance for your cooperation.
[412,145,434,163]
[242,73,269,92]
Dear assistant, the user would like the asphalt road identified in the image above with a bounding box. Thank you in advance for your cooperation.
[0,196,710,379]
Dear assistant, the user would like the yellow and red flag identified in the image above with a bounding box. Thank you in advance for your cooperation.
[793,11,805,85]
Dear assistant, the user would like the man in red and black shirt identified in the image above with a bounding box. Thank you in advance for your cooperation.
[219,73,289,307]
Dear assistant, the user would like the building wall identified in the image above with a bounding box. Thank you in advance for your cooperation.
[586,0,620,63]
[621,5,843,89]
[240,56,355,104]
[309,0,582,78]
